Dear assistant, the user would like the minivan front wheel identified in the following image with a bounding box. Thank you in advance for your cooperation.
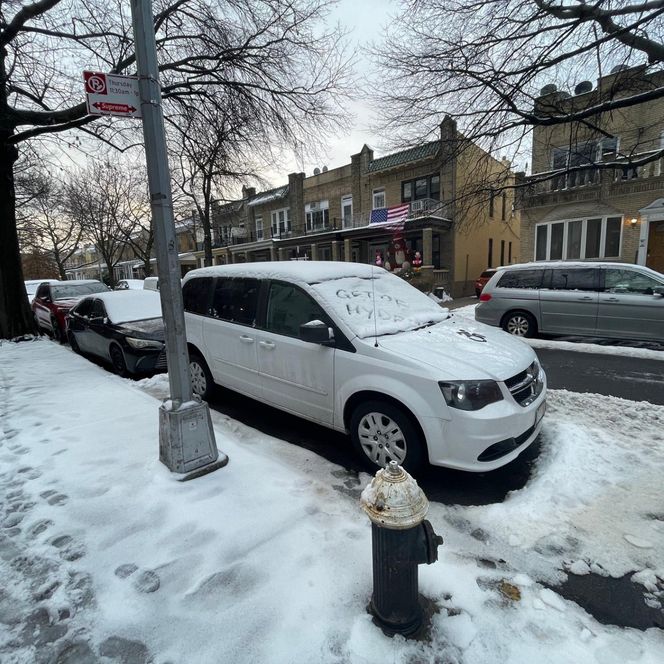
[350,400,425,473]
[189,353,213,401]
[502,311,536,338]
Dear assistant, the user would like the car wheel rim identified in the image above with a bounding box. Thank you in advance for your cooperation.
[111,349,125,373]
[507,316,529,336]
[358,412,407,467]
[190,362,207,396]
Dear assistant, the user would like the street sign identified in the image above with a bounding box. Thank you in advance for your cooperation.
[83,71,142,118]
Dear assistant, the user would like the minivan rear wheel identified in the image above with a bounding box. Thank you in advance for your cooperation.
[189,352,214,401]
[502,311,536,338]
[350,400,425,474]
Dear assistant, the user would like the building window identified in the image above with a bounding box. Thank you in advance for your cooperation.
[488,238,493,268]
[501,193,507,221]
[535,216,623,261]
[508,241,512,263]
[305,201,330,232]
[255,216,263,241]
[500,240,505,266]
[341,195,353,228]
[401,174,440,203]
[373,188,386,209]
[489,191,495,218]
[271,208,291,237]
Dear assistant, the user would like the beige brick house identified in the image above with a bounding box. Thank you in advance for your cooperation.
[199,119,520,296]
[519,66,664,274]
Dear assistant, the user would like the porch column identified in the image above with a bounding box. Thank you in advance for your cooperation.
[331,241,340,261]
[278,247,288,261]
[270,245,278,262]
[422,228,433,267]
[310,243,318,260]
[344,238,352,262]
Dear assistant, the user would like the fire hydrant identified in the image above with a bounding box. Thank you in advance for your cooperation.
[360,461,443,637]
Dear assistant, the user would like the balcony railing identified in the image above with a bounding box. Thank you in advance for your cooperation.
[212,199,451,248]
[528,153,664,194]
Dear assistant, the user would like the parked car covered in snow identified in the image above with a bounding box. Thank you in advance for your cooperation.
[24,279,59,304]
[182,261,547,473]
[115,279,145,290]
[32,280,110,342]
[66,290,166,376]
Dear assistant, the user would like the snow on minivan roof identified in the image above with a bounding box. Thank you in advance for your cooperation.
[184,261,448,339]
[90,290,162,324]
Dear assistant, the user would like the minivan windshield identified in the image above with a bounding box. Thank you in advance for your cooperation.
[51,283,108,299]
[311,271,448,339]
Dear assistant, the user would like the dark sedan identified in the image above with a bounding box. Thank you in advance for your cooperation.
[66,291,167,376]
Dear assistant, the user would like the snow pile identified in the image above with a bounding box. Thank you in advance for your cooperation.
[1,340,663,664]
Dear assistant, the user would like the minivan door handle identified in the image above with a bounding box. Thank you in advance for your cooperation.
[259,340,276,350]
[576,296,594,301]
[239,335,255,344]
[602,297,620,302]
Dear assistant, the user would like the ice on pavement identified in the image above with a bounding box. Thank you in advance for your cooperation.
[1,339,663,663]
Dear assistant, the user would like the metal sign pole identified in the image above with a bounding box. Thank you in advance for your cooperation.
[129,0,227,479]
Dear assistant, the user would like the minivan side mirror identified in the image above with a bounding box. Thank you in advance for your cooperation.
[300,320,334,345]
[654,286,664,297]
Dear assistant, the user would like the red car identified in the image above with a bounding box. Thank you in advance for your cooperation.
[475,268,497,298]
[32,280,110,342]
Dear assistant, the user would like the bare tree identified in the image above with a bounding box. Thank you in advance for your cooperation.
[64,161,139,288]
[373,0,664,189]
[0,0,354,338]
[170,101,269,266]
[23,171,84,280]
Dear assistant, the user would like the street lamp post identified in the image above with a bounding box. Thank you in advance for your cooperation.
[130,0,227,479]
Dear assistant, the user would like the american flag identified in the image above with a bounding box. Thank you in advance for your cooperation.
[370,203,410,230]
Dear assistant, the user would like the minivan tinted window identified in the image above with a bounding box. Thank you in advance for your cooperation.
[266,282,328,337]
[550,268,598,291]
[183,277,213,315]
[211,278,259,325]
[496,269,544,289]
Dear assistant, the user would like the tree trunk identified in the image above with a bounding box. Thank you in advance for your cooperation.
[0,133,36,339]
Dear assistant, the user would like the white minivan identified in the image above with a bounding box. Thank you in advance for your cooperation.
[182,262,546,473]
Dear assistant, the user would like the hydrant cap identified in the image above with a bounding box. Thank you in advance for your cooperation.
[360,461,429,529]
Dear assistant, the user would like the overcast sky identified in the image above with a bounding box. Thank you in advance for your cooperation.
[277,0,399,181]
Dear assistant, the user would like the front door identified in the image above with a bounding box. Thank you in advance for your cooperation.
[598,267,664,340]
[255,281,335,425]
[647,220,664,274]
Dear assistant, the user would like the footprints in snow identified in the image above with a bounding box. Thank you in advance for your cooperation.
[40,489,69,506]
[114,564,161,594]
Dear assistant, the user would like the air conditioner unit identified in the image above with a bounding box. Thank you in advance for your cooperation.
[411,200,425,212]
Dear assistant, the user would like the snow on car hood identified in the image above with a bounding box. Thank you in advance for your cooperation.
[374,315,537,382]
[53,297,83,309]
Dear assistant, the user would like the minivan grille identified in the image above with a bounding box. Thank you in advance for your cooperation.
[505,361,543,406]
[155,351,168,370]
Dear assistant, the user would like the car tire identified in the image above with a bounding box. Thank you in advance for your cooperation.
[68,332,82,354]
[110,345,129,377]
[51,316,64,344]
[502,311,537,338]
[350,400,425,474]
[189,352,214,401]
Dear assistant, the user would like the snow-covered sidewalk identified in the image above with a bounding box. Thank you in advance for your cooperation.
[1,339,663,663]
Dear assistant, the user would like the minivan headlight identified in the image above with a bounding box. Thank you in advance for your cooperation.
[439,380,503,411]
[126,337,163,350]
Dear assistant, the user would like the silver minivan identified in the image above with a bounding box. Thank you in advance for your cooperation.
[475,261,664,340]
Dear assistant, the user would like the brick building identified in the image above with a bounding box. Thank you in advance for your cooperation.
[519,66,664,274]
[199,119,520,296]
